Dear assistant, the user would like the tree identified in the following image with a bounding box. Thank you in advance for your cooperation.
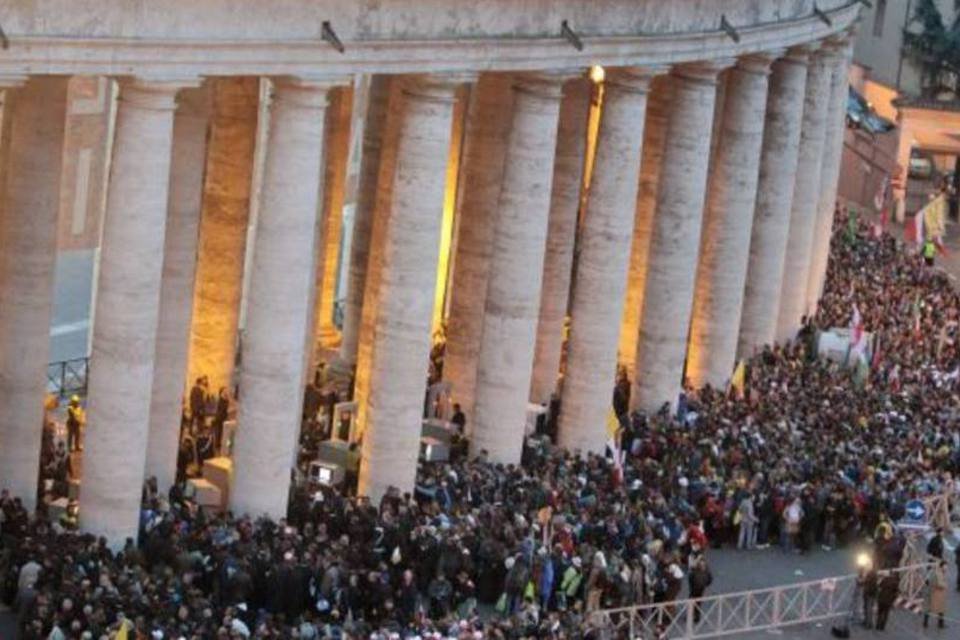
[902,0,960,96]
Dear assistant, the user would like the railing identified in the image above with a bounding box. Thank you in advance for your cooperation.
[590,562,933,639]
[923,489,959,531]
[46,357,89,399]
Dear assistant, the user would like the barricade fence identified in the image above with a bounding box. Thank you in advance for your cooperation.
[923,489,960,531]
[590,562,934,639]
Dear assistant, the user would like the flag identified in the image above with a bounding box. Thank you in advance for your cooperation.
[874,175,889,211]
[923,194,947,240]
[905,211,924,246]
[847,303,868,365]
[871,333,882,368]
[729,360,746,398]
[605,407,620,439]
[873,208,887,239]
[846,208,858,245]
[934,235,949,257]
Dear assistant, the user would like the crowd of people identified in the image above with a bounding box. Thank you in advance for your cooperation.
[2,209,960,639]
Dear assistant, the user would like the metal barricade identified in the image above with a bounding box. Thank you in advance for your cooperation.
[46,357,90,399]
[591,562,932,639]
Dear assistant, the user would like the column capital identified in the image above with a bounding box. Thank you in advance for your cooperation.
[271,76,349,110]
[605,66,668,94]
[783,43,819,65]
[119,76,203,112]
[0,74,29,89]
[818,35,852,62]
[672,59,736,85]
[402,72,476,102]
[737,51,781,76]
[514,70,579,100]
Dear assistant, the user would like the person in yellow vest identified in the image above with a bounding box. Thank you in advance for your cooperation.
[66,395,85,452]
[923,238,937,267]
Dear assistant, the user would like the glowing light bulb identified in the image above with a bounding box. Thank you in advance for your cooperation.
[589,65,605,84]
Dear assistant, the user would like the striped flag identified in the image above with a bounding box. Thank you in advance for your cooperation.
[905,211,924,246]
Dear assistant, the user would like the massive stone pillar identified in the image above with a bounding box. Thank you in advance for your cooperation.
[472,73,568,464]
[444,74,514,421]
[81,78,190,544]
[557,69,656,452]
[631,62,728,413]
[311,85,354,362]
[528,78,591,406]
[0,77,68,509]
[358,74,469,501]
[686,55,773,389]
[737,49,810,357]
[618,78,672,376]
[806,39,852,314]
[145,86,211,492]
[352,81,405,431]
[775,49,832,343]
[338,76,391,367]
[187,77,258,392]
[231,78,342,518]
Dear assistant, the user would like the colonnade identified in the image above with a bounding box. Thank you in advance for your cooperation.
[0,30,854,544]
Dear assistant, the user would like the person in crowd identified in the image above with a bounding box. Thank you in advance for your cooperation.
[450,403,466,435]
[3,209,960,638]
[687,553,712,624]
[736,492,757,550]
[188,376,208,432]
[65,395,84,453]
[923,559,948,629]
[875,571,900,631]
[923,237,937,267]
[858,560,878,629]
[212,386,230,454]
[956,543,960,592]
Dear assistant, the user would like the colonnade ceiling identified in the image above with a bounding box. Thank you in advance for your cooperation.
[1,0,858,77]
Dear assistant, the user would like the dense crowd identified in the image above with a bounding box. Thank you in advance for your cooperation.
[2,210,960,639]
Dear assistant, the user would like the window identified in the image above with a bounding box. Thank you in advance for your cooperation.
[873,0,887,38]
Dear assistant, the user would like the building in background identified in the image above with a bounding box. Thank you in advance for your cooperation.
[847,0,960,221]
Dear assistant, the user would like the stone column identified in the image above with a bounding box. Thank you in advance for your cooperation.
[443,73,514,421]
[81,77,193,545]
[806,39,852,314]
[558,69,657,452]
[338,76,391,367]
[144,86,211,492]
[0,77,68,510]
[528,78,591,406]
[775,49,832,343]
[472,73,569,464]
[618,77,672,377]
[231,77,342,518]
[358,74,471,501]
[351,81,403,428]
[686,54,774,389]
[631,61,729,413]
[187,77,259,392]
[311,85,354,361]
[737,49,810,358]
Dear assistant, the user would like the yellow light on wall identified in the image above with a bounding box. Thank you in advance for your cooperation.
[589,65,606,84]
[432,86,468,335]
